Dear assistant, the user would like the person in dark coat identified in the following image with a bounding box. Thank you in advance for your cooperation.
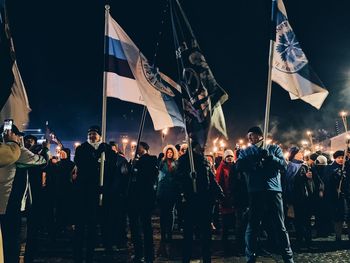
[127,141,158,263]
[102,143,130,250]
[72,125,113,263]
[176,140,223,263]
[325,150,350,242]
[236,126,294,263]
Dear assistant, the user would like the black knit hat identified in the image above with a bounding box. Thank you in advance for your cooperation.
[247,126,263,136]
[288,146,300,161]
[139,141,150,151]
[309,153,319,161]
[88,125,101,135]
[333,150,344,159]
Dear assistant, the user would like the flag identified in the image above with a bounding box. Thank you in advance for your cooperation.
[271,0,328,109]
[104,14,185,131]
[0,3,30,127]
[171,1,228,147]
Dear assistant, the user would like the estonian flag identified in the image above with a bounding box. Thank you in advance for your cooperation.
[0,3,30,127]
[104,14,185,131]
[271,0,328,109]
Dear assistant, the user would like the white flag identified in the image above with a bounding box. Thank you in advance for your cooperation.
[271,0,328,109]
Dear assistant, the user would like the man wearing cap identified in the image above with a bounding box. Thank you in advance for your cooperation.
[325,150,350,242]
[236,126,294,263]
[73,125,113,263]
[127,141,158,263]
[0,124,46,263]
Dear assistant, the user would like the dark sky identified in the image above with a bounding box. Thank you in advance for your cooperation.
[6,0,350,145]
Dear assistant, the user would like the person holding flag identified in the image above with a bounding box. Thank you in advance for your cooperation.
[236,127,294,263]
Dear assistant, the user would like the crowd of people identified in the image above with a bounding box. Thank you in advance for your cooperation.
[1,123,350,263]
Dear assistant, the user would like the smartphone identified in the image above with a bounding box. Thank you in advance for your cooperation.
[3,119,13,132]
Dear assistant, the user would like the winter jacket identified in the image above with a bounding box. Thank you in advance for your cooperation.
[157,159,178,201]
[236,142,286,193]
[0,147,46,214]
[216,160,234,214]
[176,151,223,203]
[0,141,20,168]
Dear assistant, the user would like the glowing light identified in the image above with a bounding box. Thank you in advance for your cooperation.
[219,140,226,148]
[122,138,128,144]
[284,152,290,159]
[301,140,308,146]
[266,139,272,145]
[74,142,80,147]
[306,130,312,136]
[239,139,244,144]
[162,128,168,136]
[304,150,311,156]
[340,111,348,117]
[56,146,61,151]
[242,145,247,149]
[213,146,218,152]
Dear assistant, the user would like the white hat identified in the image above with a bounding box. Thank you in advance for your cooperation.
[316,155,328,165]
[224,149,234,159]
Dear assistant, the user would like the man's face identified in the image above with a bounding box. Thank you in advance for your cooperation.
[335,156,344,165]
[247,132,261,145]
[137,145,145,155]
[25,138,35,149]
[294,151,304,161]
[88,131,100,143]
[111,145,118,153]
[166,149,174,159]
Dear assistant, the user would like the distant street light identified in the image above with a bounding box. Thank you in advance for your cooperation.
[122,138,128,155]
[340,111,348,133]
[306,131,314,151]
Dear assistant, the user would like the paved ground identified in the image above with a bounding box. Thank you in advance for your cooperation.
[18,217,350,263]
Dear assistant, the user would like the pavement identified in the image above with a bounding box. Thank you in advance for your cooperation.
[18,217,350,263]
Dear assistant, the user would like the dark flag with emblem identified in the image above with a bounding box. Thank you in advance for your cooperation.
[170,0,228,147]
[271,0,328,109]
[0,1,30,127]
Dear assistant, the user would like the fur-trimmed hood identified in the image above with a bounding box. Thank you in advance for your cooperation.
[162,144,179,160]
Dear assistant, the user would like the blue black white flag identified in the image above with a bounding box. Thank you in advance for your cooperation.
[0,3,30,127]
[104,14,185,131]
[271,0,328,109]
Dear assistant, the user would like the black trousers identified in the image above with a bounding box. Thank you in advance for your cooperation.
[245,191,294,263]
[182,197,212,263]
[293,199,313,243]
[0,212,22,263]
[128,205,154,262]
[158,198,175,241]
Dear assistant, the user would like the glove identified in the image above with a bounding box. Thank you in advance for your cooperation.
[261,149,269,159]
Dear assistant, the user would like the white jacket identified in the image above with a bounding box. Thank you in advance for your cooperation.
[0,147,46,214]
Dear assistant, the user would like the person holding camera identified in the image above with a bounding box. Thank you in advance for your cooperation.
[0,130,20,168]
[236,126,294,263]
[0,124,47,263]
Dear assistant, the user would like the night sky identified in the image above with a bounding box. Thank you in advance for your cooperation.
[5,0,350,146]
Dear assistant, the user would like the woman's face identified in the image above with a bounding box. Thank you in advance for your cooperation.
[166,149,174,159]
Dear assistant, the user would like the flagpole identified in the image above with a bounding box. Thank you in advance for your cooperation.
[263,0,277,148]
[170,0,197,193]
[99,4,110,206]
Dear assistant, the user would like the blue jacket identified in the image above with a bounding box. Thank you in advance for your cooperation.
[237,142,286,193]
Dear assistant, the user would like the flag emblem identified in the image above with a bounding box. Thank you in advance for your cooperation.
[275,20,307,73]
